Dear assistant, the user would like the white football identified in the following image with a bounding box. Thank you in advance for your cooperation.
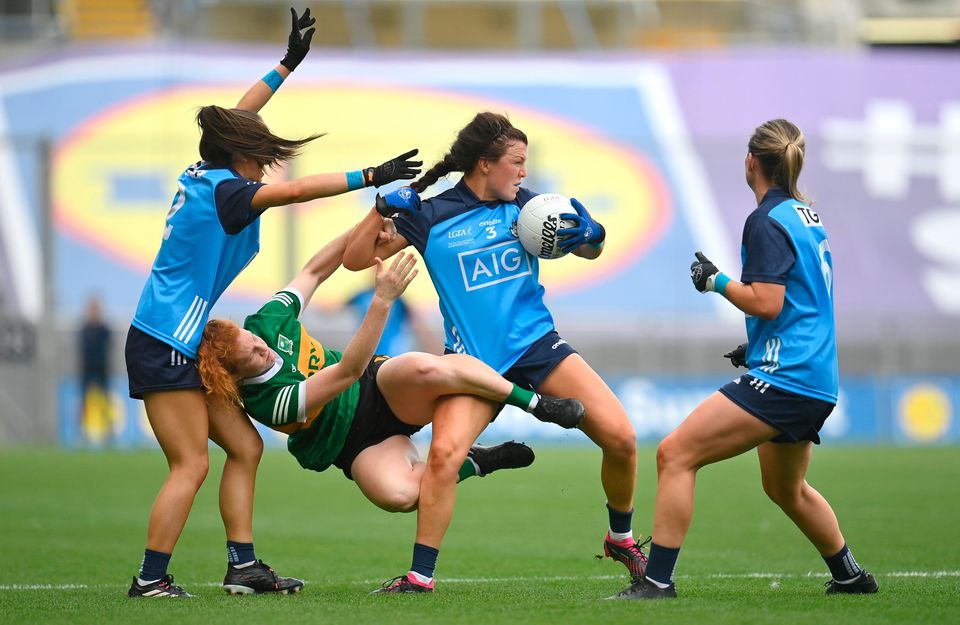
[515,193,577,259]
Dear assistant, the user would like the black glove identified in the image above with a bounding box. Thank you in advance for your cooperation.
[280,7,316,71]
[363,149,423,188]
[690,251,721,293]
[724,343,748,369]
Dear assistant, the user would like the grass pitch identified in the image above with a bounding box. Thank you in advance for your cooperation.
[1,445,957,625]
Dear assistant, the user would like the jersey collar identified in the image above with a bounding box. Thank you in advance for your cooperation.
[759,186,790,209]
[454,179,502,210]
[240,349,283,386]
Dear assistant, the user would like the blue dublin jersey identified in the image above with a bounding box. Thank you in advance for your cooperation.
[740,188,837,403]
[132,162,265,358]
[393,181,555,373]
[346,288,412,356]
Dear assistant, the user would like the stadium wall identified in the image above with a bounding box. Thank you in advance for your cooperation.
[0,46,957,444]
[56,372,960,448]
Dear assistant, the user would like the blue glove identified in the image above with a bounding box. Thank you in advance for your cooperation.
[557,198,605,253]
[375,186,421,218]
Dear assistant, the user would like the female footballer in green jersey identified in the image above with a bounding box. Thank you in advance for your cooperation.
[197,232,583,554]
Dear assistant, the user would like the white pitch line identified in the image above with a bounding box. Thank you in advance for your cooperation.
[2,570,958,591]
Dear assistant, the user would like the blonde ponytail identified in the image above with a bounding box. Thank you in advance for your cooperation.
[748,119,809,204]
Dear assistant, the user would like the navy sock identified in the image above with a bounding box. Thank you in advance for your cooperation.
[227,541,256,566]
[139,548,171,582]
[645,542,681,586]
[606,503,634,535]
[823,544,862,581]
[410,543,439,580]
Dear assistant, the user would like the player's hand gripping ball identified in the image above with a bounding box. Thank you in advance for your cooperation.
[515,194,578,259]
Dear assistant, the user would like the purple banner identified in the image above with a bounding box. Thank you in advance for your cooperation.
[666,50,960,337]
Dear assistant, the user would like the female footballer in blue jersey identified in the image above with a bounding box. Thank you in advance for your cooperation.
[195,233,581,588]
[342,112,644,594]
[124,7,422,598]
[612,119,878,600]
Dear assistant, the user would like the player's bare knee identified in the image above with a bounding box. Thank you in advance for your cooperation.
[378,487,419,513]
[411,355,447,387]
[592,416,636,462]
[762,479,801,509]
[244,433,264,464]
[425,440,462,477]
[225,432,263,465]
[609,426,638,462]
[656,435,684,474]
[172,455,209,489]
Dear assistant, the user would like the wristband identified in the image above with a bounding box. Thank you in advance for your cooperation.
[346,170,365,191]
[261,69,284,93]
[714,272,731,296]
[588,240,605,251]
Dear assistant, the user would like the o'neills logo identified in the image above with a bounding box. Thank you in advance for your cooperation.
[540,214,559,257]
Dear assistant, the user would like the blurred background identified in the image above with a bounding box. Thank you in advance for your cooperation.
[1,0,958,448]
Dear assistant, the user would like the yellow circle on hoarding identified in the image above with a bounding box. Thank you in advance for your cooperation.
[53,85,671,307]
[898,384,951,442]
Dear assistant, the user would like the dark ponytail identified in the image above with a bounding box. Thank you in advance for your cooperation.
[411,111,528,194]
[196,105,324,170]
[411,154,457,194]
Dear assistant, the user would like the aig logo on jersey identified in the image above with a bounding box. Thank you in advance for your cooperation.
[794,204,823,227]
[458,240,532,292]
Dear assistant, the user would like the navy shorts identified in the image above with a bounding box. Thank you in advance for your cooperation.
[444,329,577,418]
[719,374,835,444]
[503,330,579,390]
[332,356,423,481]
[125,325,202,399]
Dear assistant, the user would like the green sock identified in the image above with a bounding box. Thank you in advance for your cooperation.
[457,457,480,482]
[505,384,536,411]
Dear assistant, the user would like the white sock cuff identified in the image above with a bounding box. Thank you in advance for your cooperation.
[608,529,633,543]
[527,394,540,411]
[409,571,433,584]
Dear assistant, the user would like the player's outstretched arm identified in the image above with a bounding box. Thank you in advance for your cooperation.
[343,187,420,270]
[249,150,422,211]
[302,253,417,413]
[343,209,410,270]
[689,251,784,320]
[283,229,351,309]
[236,7,315,113]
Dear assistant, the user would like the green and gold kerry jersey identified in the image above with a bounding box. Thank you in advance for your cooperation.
[240,289,360,472]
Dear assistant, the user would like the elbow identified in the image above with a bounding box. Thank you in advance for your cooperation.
[285,179,308,204]
[342,254,366,272]
[342,245,375,271]
[339,359,366,381]
[755,302,783,321]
